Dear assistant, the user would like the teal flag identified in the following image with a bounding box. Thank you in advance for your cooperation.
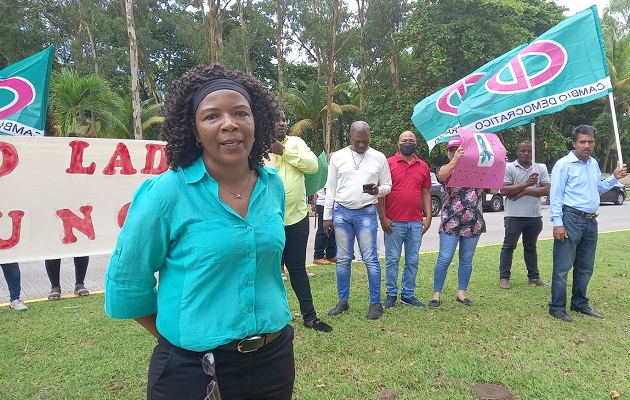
[458,6,610,132]
[304,151,328,196]
[411,45,525,153]
[0,47,54,136]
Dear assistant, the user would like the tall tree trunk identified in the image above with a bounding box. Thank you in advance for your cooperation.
[325,0,339,154]
[200,0,212,64]
[209,0,221,64]
[356,0,366,110]
[312,0,322,80]
[78,0,98,74]
[390,54,400,90]
[276,0,284,101]
[139,49,160,103]
[236,0,252,74]
[125,0,142,140]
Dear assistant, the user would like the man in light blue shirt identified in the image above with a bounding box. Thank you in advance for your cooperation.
[548,125,627,322]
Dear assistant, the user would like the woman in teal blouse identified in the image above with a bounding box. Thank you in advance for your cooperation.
[105,64,294,400]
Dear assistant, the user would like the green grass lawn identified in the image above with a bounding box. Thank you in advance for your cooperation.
[1,232,629,400]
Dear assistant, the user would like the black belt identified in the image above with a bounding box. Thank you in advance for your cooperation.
[157,329,283,355]
[335,202,374,210]
[216,329,282,353]
[563,206,597,220]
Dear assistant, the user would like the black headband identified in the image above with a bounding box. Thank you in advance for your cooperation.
[191,77,253,115]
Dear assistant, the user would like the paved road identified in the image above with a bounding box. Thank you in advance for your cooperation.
[3,201,630,304]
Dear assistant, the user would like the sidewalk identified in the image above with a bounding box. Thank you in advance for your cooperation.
[0,216,344,303]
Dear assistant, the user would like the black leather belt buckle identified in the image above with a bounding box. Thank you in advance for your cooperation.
[237,335,263,353]
[564,206,597,220]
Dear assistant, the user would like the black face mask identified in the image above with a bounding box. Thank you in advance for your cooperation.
[399,142,417,156]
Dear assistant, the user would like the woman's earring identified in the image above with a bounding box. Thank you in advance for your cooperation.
[196,140,203,149]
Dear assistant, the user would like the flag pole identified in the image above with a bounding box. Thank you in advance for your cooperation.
[608,92,624,166]
[530,120,536,163]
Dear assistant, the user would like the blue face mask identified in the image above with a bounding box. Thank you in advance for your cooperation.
[399,142,417,156]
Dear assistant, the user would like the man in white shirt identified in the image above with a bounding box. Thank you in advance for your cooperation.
[323,121,392,320]
[499,139,550,289]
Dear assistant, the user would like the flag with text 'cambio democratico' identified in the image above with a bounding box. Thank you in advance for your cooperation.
[458,6,610,132]
[411,44,526,153]
[0,47,54,136]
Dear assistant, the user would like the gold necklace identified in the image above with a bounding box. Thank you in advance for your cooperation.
[217,170,253,199]
[351,148,366,170]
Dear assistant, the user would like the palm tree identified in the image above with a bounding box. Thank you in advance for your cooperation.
[106,97,164,140]
[48,68,127,137]
[282,79,359,153]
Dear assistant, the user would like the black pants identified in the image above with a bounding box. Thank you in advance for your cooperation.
[314,205,337,259]
[283,215,317,322]
[499,217,543,280]
[44,256,89,288]
[147,325,295,400]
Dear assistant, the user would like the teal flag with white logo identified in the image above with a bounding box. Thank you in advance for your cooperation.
[0,47,54,136]
[411,45,526,153]
[458,6,610,132]
[304,151,328,196]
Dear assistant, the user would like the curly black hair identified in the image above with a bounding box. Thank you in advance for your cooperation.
[159,63,279,170]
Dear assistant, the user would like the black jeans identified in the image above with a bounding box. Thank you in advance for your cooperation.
[147,325,295,400]
[283,215,317,322]
[44,256,89,288]
[499,217,543,280]
[313,205,337,259]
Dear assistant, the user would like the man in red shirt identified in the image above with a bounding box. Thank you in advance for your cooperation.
[377,131,433,308]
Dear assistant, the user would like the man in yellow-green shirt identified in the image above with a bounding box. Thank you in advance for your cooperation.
[272,110,332,332]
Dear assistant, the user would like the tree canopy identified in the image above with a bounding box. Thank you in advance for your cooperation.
[6,0,630,171]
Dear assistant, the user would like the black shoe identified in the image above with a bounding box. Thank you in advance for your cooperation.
[328,301,349,316]
[428,299,440,308]
[383,295,397,308]
[456,297,474,306]
[549,308,572,322]
[366,303,383,319]
[304,318,333,332]
[570,305,604,319]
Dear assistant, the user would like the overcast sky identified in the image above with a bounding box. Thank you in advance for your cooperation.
[553,0,609,16]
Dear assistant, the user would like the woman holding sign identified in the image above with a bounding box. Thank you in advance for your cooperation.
[428,137,487,308]
[105,64,294,399]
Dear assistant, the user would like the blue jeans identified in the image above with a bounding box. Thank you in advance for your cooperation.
[332,203,381,304]
[384,221,423,298]
[433,232,480,292]
[1,262,21,302]
[549,212,598,311]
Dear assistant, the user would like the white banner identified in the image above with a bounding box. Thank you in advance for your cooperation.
[0,136,167,263]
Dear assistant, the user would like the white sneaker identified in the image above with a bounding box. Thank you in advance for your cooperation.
[9,299,28,311]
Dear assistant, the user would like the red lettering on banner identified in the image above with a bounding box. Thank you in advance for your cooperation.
[117,203,130,228]
[66,140,96,174]
[141,144,168,175]
[0,210,25,249]
[56,206,96,244]
[0,142,19,177]
[103,143,137,175]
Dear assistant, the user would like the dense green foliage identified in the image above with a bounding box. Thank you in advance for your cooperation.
[3,0,630,170]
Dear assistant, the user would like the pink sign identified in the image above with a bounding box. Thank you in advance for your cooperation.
[447,129,507,189]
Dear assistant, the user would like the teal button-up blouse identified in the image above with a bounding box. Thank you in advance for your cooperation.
[105,157,290,351]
